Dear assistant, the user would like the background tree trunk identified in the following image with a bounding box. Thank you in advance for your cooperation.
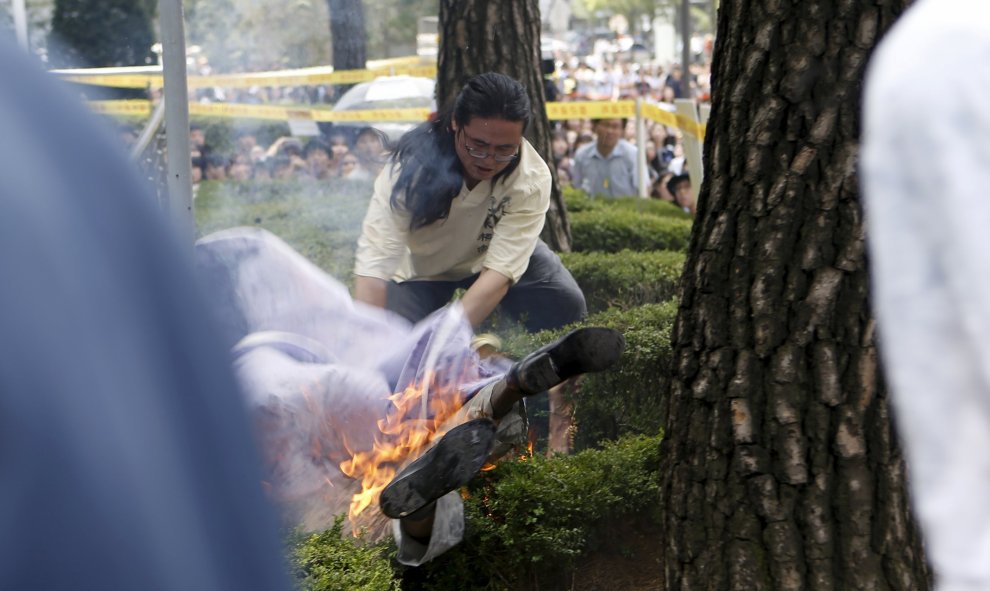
[437,0,571,251]
[327,0,366,98]
[50,0,154,69]
[658,1,930,589]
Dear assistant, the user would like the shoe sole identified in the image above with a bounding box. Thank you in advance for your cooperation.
[379,418,497,519]
[521,327,626,394]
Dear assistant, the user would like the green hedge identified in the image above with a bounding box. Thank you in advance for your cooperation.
[399,432,662,590]
[562,186,693,219]
[502,300,677,450]
[288,434,662,591]
[560,249,685,313]
[290,517,398,591]
[570,208,693,253]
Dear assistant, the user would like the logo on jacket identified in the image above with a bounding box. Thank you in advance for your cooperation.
[477,194,511,254]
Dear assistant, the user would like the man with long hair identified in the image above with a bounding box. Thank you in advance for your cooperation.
[354,72,586,332]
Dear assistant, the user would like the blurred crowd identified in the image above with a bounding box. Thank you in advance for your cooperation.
[183,124,388,185]
[119,109,696,213]
[550,60,711,103]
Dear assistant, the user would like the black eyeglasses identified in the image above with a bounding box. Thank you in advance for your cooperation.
[459,130,519,163]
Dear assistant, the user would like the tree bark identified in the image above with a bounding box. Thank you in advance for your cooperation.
[437,0,572,251]
[658,1,930,589]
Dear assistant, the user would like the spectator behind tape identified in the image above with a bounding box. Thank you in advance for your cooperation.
[570,117,639,198]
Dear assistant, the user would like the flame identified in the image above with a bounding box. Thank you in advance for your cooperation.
[340,369,471,529]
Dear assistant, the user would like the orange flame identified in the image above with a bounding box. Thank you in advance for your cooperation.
[340,368,473,530]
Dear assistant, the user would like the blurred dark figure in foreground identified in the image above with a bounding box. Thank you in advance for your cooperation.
[0,41,291,591]
[863,1,990,589]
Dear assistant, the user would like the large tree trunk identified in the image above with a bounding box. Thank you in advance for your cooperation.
[437,0,571,251]
[658,1,930,589]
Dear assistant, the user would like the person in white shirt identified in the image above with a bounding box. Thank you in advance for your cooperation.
[354,72,586,332]
[862,2,990,589]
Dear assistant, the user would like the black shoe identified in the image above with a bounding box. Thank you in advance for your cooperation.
[509,327,625,395]
[379,418,497,519]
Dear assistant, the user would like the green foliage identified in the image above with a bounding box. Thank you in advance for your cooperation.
[194,178,372,284]
[609,196,693,219]
[570,208,693,253]
[561,186,600,213]
[400,433,663,590]
[563,185,692,220]
[560,249,685,312]
[502,301,677,449]
[289,517,400,591]
[50,0,154,68]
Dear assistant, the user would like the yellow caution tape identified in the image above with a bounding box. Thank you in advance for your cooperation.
[60,74,159,89]
[88,99,153,115]
[89,99,431,122]
[317,108,431,122]
[56,63,438,89]
[89,98,704,138]
[547,100,706,140]
[546,100,636,120]
[189,103,296,120]
[639,102,706,139]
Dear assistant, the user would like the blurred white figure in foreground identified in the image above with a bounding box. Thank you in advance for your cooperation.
[862,1,990,589]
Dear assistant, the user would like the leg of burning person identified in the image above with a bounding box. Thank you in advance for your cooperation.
[498,240,589,453]
[387,328,625,562]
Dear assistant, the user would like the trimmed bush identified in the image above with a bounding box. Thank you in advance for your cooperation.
[399,433,663,590]
[561,186,602,213]
[502,300,677,450]
[563,186,693,220]
[560,249,685,312]
[289,517,399,591]
[569,209,693,253]
[610,196,693,219]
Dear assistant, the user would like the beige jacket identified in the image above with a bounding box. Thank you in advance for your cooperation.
[354,138,551,283]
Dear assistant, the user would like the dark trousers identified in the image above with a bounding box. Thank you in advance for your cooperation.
[386,241,587,332]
